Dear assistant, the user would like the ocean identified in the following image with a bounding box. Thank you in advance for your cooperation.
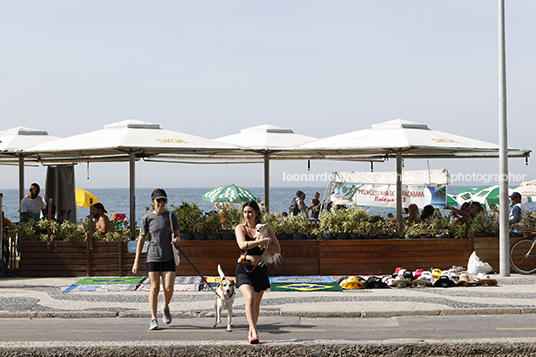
[1,186,534,226]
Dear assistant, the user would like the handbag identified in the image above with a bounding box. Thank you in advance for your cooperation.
[169,212,181,266]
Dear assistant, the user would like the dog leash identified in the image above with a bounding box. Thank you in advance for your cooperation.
[175,243,217,293]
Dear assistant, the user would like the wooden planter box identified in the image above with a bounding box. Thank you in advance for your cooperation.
[20,237,521,277]
[319,238,474,275]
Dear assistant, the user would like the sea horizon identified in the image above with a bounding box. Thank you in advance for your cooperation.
[1,185,533,226]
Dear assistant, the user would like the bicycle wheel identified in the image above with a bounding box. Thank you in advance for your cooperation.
[510,239,536,274]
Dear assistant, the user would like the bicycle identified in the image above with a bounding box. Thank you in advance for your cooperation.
[510,234,536,274]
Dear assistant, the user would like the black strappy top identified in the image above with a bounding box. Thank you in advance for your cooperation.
[240,232,264,256]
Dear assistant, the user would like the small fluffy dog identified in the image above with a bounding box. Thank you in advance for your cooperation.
[256,223,282,266]
[213,264,235,332]
[237,223,282,267]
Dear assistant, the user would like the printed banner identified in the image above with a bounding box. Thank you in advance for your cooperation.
[330,183,446,209]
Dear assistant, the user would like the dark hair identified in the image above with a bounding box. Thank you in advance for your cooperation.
[470,201,483,213]
[151,188,167,200]
[296,190,303,197]
[461,202,469,209]
[91,202,107,213]
[408,203,419,210]
[420,205,435,221]
[30,183,40,190]
[282,212,288,217]
[241,200,265,225]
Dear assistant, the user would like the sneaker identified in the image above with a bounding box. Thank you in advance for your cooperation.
[149,318,159,330]
[162,306,172,324]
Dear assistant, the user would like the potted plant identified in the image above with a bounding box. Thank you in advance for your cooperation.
[288,214,307,240]
[375,220,396,239]
[319,209,338,240]
[403,222,423,239]
[449,223,468,238]
[430,215,450,238]
[203,211,223,240]
[220,205,242,240]
[470,211,492,237]
[523,211,536,235]
[172,201,204,240]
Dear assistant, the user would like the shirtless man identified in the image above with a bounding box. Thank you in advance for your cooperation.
[90,202,114,233]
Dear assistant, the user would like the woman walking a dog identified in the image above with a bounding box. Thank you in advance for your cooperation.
[235,200,281,344]
[132,189,180,330]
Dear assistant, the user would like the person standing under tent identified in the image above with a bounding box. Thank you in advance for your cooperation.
[310,192,322,219]
[132,189,180,330]
[509,192,525,234]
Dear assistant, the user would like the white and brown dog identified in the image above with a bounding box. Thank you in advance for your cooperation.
[213,264,235,332]
[256,223,282,266]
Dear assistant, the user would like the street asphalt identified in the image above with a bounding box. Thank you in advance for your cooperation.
[1,274,536,356]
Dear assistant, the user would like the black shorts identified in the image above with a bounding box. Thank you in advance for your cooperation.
[235,261,270,293]
[146,260,176,273]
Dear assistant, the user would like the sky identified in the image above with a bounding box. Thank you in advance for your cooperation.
[1,1,535,191]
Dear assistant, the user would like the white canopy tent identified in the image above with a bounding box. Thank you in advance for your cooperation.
[296,119,531,232]
[216,124,317,211]
[24,120,243,238]
[0,127,61,207]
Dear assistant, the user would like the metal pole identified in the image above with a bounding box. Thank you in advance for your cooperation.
[129,152,136,240]
[264,153,270,213]
[0,193,7,277]
[498,0,510,276]
[19,156,24,219]
[396,151,403,235]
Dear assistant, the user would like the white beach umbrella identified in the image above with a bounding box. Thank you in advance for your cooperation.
[24,120,243,238]
[216,124,317,211]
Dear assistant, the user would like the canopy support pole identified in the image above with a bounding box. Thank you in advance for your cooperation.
[396,151,403,235]
[19,156,24,217]
[498,0,510,276]
[264,153,270,213]
[129,152,136,240]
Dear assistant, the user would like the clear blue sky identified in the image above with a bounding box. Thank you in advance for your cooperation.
[1,1,535,190]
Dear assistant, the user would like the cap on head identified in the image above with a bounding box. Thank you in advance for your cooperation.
[151,188,167,201]
[510,192,522,200]
[91,202,107,213]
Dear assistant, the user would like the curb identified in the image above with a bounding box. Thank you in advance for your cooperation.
[1,308,535,319]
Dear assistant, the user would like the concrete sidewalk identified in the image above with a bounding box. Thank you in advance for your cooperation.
[1,274,535,319]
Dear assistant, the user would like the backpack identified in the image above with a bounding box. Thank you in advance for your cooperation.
[289,197,300,216]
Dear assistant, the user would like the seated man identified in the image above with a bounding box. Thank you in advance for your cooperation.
[90,203,115,233]
[20,183,46,222]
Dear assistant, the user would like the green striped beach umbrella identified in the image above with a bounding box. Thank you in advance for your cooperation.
[203,184,261,204]
[446,194,458,206]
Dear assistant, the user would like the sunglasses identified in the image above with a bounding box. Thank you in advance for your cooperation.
[156,198,167,203]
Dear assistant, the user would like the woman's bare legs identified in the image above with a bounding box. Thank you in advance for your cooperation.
[148,271,161,319]
[161,271,176,308]
[254,291,264,325]
[240,284,261,340]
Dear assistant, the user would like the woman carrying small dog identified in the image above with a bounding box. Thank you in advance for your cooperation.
[235,200,281,344]
[132,189,180,331]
